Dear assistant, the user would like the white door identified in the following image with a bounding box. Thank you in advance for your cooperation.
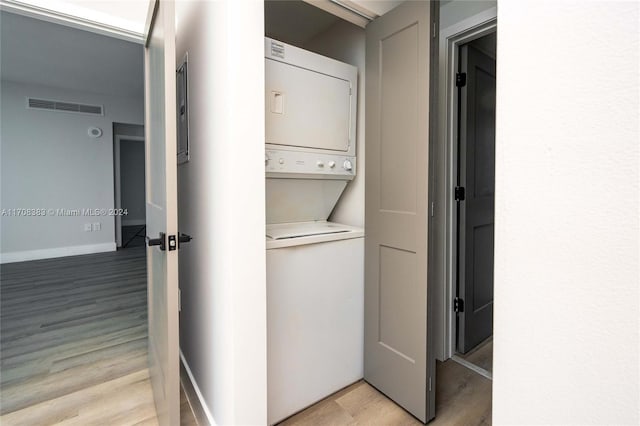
[364,0,432,422]
[144,1,179,425]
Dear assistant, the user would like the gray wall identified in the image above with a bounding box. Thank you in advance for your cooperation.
[119,140,145,225]
[114,122,145,138]
[440,0,496,29]
[0,80,143,262]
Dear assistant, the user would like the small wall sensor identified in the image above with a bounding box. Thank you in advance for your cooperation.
[88,127,102,138]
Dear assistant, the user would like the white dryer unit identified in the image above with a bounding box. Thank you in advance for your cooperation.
[265,37,358,226]
[264,38,364,424]
[265,37,357,158]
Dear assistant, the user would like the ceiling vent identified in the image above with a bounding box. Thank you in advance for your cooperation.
[27,98,104,116]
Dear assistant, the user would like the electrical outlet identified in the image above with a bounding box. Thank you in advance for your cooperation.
[92,222,101,231]
[84,223,92,232]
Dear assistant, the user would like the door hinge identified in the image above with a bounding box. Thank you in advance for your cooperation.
[432,22,437,38]
[454,186,465,201]
[454,297,464,313]
[431,202,435,217]
[456,72,467,88]
[428,377,432,391]
[178,288,182,312]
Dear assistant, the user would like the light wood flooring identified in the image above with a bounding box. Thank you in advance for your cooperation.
[457,338,493,375]
[0,247,198,426]
[1,247,490,425]
[280,360,491,426]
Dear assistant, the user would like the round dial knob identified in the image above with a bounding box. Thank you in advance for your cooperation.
[316,160,324,168]
[328,161,336,169]
[343,159,353,171]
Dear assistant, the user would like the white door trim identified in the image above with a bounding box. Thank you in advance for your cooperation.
[437,7,497,361]
[114,135,145,248]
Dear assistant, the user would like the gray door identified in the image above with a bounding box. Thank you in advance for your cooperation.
[364,1,432,422]
[144,0,180,424]
[457,44,496,354]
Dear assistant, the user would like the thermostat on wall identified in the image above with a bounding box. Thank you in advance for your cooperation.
[88,127,102,138]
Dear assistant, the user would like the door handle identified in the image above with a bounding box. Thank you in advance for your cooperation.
[178,233,192,248]
[147,232,166,251]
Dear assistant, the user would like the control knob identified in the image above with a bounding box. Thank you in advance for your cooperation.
[316,160,324,168]
[328,161,336,169]
[343,159,353,171]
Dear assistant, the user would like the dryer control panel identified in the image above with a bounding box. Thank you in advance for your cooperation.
[266,149,355,179]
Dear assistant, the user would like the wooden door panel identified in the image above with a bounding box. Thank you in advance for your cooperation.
[364,1,431,422]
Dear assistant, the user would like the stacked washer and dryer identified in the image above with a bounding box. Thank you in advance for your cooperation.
[264,38,364,424]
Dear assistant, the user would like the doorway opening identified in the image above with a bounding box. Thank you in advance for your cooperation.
[429,5,497,424]
[0,9,158,424]
[113,123,146,249]
[451,31,496,380]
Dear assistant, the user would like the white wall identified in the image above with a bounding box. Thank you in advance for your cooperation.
[0,80,143,263]
[119,140,145,225]
[494,1,639,424]
[304,20,366,227]
[175,1,266,425]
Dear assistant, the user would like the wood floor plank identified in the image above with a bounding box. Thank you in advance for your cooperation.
[0,248,160,425]
[0,369,157,426]
[458,338,493,374]
[281,360,492,426]
[335,382,421,425]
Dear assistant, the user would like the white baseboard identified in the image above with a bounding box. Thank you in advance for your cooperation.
[0,242,117,264]
[122,219,146,226]
[180,350,215,426]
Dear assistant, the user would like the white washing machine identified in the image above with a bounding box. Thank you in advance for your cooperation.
[264,38,364,424]
[266,222,364,424]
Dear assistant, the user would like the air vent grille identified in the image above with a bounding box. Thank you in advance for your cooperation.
[27,98,104,115]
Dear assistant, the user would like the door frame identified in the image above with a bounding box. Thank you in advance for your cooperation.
[113,134,145,247]
[433,7,497,360]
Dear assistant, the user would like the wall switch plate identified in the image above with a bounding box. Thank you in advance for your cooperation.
[92,222,101,231]
[84,223,92,232]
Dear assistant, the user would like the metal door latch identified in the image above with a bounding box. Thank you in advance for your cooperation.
[147,232,166,251]
[178,233,192,248]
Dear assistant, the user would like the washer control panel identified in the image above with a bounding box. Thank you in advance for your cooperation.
[266,149,356,178]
